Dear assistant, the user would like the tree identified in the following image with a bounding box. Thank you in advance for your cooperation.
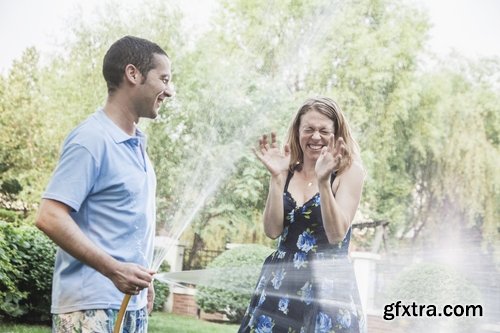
[0,48,50,212]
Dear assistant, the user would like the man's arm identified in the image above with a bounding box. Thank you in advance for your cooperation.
[36,198,155,294]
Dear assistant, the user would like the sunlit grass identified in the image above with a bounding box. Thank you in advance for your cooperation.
[0,312,238,333]
[150,312,238,333]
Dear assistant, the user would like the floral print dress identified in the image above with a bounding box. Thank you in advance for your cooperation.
[238,172,366,333]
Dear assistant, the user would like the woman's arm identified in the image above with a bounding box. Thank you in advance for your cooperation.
[253,132,291,240]
[318,161,364,244]
[262,172,287,239]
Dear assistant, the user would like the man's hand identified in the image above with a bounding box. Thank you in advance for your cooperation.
[107,262,155,295]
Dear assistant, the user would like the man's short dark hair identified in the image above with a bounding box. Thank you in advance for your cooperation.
[102,36,168,93]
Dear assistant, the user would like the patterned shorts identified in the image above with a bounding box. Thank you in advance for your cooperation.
[52,308,148,333]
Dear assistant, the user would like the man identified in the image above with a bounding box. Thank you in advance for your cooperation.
[36,35,173,332]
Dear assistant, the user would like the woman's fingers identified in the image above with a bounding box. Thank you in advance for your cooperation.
[333,136,346,156]
[271,132,278,148]
[258,135,267,154]
[252,147,266,163]
[256,132,287,166]
[283,143,290,156]
[335,153,342,166]
[328,134,335,152]
[259,134,271,151]
[258,133,281,153]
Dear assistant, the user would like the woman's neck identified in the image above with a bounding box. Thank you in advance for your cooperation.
[299,161,316,179]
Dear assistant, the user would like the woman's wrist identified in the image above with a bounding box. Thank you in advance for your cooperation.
[317,177,332,190]
[269,172,285,185]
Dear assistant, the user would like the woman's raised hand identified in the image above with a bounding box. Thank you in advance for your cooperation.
[315,134,346,181]
[253,132,290,176]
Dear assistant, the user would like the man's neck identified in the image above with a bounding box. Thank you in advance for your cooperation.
[103,97,137,136]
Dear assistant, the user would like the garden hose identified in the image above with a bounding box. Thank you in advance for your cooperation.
[113,294,131,333]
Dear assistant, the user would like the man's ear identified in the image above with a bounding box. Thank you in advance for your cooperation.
[124,64,140,84]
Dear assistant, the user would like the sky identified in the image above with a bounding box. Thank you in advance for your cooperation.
[1,0,500,74]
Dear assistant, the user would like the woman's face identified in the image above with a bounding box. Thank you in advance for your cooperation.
[298,109,334,163]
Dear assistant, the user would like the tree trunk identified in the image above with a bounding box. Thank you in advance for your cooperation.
[186,232,205,270]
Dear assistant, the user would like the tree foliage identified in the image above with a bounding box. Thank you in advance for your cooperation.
[0,0,498,260]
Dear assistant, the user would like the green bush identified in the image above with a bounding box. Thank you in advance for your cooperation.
[195,244,273,323]
[387,262,482,333]
[153,261,171,311]
[0,221,27,318]
[0,221,56,323]
[0,208,22,223]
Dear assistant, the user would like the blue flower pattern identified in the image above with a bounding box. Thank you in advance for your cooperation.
[239,172,364,333]
[297,229,317,253]
[299,281,313,305]
[336,308,352,329]
[315,312,333,333]
[258,290,267,307]
[256,276,267,294]
[312,194,321,207]
[278,296,289,315]
[276,250,286,259]
[293,251,307,269]
[255,315,274,333]
[271,268,286,290]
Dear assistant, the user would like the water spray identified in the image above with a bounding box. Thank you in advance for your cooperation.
[112,3,342,331]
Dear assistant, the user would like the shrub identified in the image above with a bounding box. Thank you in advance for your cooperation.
[0,221,56,323]
[195,244,273,323]
[0,208,21,223]
[387,262,481,333]
[0,221,27,319]
[153,261,171,311]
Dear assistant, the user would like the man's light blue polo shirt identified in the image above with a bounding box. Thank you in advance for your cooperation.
[43,108,156,313]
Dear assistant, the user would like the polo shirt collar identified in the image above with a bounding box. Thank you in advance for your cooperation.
[96,108,145,145]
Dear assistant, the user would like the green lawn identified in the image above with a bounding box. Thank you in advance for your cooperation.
[150,312,238,332]
[0,312,239,333]
[0,323,50,333]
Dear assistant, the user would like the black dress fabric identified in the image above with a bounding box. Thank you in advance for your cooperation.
[238,171,366,333]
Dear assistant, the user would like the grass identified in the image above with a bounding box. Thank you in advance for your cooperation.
[0,312,239,333]
[150,312,239,332]
[0,323,50,333]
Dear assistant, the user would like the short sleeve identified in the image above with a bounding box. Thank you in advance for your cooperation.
[43,143,99,212]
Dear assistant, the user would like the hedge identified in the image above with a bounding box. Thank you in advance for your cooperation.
[387,262,481,332]
[0,221,56,323]
[195,244,273,323]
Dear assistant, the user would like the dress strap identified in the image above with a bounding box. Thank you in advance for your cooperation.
[284,170,294,192]
[330,172,337,186]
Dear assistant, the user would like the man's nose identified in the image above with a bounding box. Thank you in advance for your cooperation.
[164,83,175,98]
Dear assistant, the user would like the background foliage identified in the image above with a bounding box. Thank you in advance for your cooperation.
[153,261,171,312]
[0,222,55,323]
[195,244,274,323]
[1,0,496,251]
[388,262,481,333]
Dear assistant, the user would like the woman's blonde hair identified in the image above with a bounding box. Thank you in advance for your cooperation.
[286,96,360,175]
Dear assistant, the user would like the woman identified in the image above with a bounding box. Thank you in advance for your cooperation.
[239,97,366,333]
